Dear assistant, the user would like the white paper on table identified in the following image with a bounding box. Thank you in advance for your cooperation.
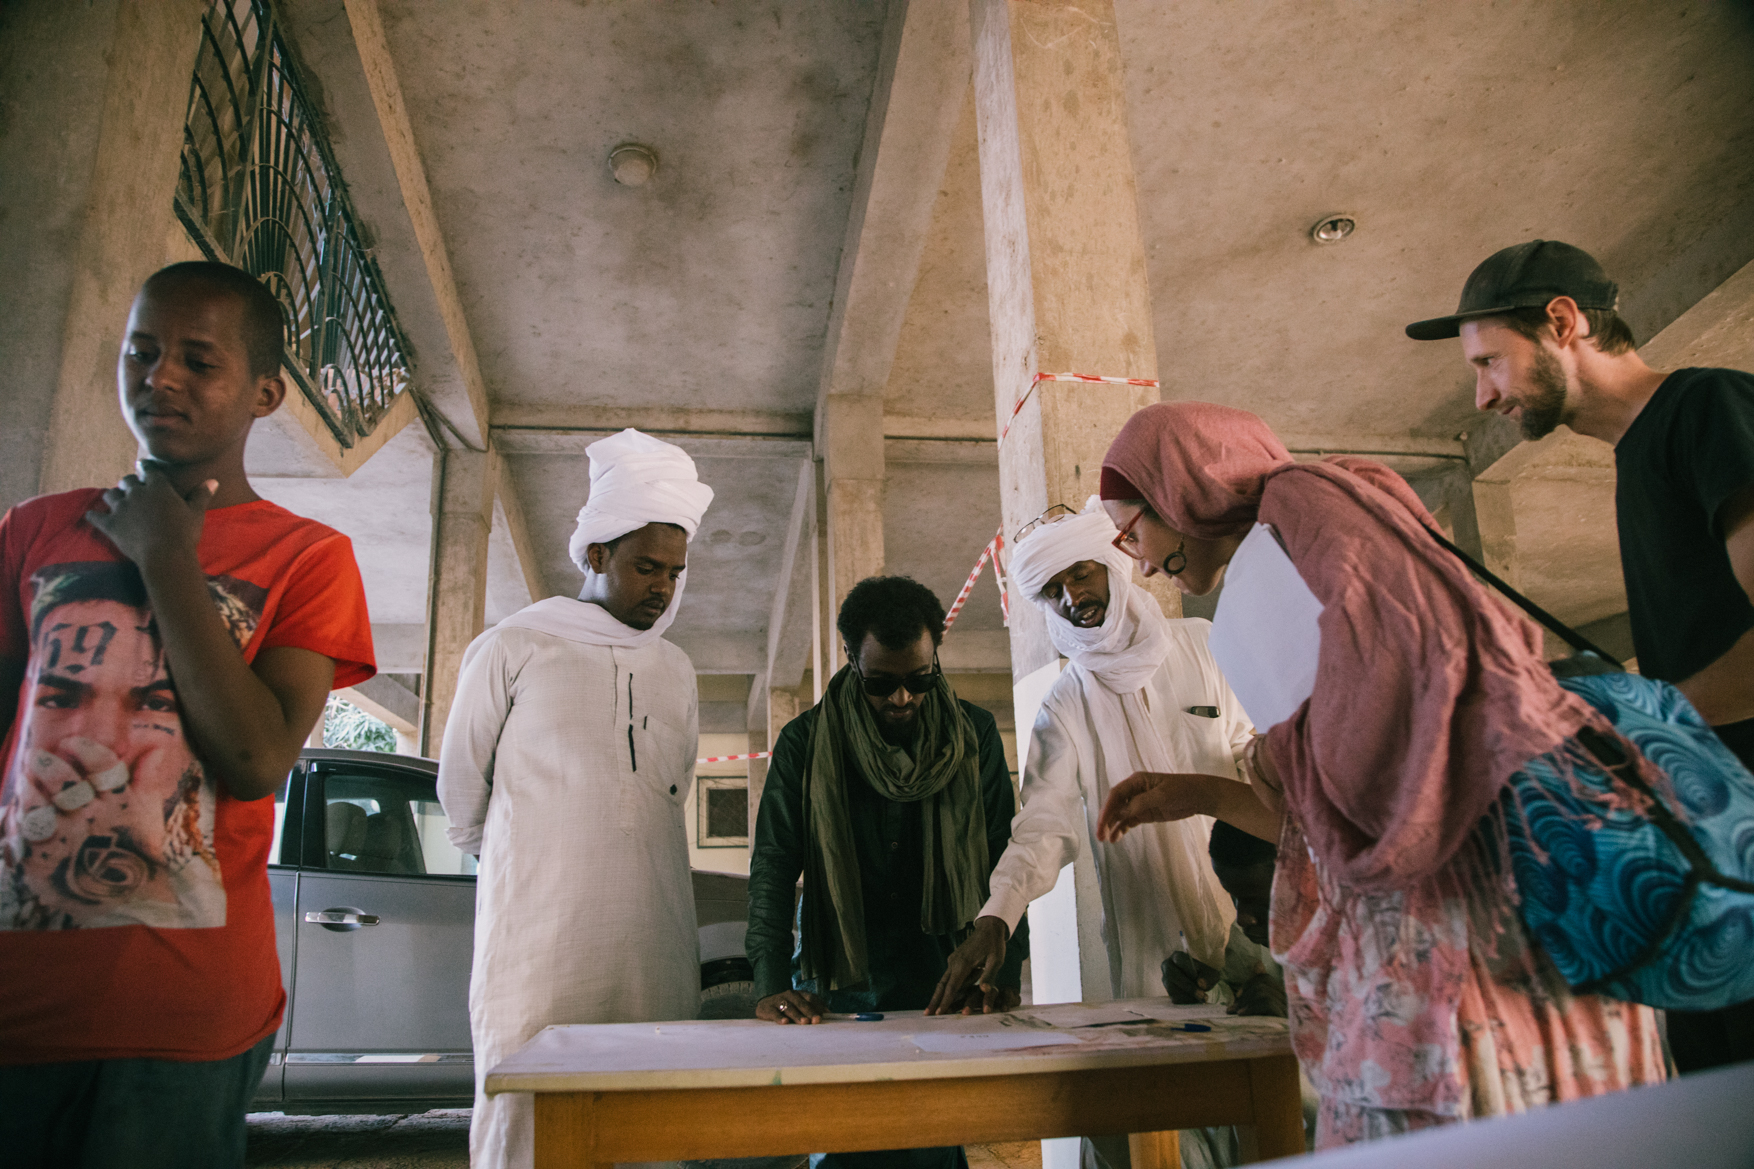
[1022,1004,1147,1028]
[1208,523,1323,731]
[908,1031,1085,1053]
[1120,1001,1218,1023]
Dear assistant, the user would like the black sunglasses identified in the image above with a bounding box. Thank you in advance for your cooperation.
[849,651,943,698]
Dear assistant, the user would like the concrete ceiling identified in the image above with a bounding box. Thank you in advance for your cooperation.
[375,0,888,418]
[494,436,815,673]
[883,92,993,430]
[262,0,1754,696]
[251,423,435,626]
[1115,0,1754,441]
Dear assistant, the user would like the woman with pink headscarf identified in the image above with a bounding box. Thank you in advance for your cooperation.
[1092,401,1664,1147]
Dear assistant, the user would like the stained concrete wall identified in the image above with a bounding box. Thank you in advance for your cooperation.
[0,0,207,509]
[0,1,111,508]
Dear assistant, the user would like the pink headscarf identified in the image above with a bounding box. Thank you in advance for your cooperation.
[1100,402,1294,538]
[1102,402,1592,890]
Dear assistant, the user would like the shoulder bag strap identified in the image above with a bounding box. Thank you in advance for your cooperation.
[1425,528,1620,665]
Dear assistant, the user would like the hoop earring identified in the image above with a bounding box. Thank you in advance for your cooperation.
[1163,541,1188,576]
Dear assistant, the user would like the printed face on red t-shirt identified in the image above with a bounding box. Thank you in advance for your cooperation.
[0,562,263,930]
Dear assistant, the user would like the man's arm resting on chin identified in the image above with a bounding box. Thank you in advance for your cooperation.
[88,467,333,800]
[1678,482,1754,726]
[135,575,333,802]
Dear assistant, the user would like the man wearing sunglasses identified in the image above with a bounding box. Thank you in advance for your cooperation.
[746,576,1025,1169]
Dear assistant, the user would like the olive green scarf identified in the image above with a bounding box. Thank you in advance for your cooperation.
[799,665,988,991]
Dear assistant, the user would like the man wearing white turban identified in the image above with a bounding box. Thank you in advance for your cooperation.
[930,499,1257,1007]
[436,429,714,1169]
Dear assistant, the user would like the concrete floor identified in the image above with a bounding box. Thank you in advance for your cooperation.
[245,1111,1044,1169]
[246,1110,470,1168]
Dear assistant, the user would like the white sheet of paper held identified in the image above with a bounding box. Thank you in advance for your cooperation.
[1208,523,1323,731]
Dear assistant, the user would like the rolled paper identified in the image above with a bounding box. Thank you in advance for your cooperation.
[91,763,129,793]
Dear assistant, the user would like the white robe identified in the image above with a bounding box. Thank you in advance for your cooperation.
[979,618,1254,995]
[437,623,701,1169]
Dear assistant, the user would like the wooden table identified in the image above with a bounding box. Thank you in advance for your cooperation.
[486,998,1303,1169]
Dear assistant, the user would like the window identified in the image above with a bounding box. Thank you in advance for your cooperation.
[270,772,291,865]
[697,777,749,848]
[177,0,414,450]
[320,769,476,877]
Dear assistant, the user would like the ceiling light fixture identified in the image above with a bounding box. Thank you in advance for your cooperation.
[609,143,657,187]
[1310,213,1356,244]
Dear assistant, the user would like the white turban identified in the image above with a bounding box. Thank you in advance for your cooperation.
[566,429,715,571]
[1008,497,1170,692]
[1012,503,1239,981]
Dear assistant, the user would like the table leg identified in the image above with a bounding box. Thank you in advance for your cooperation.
[535,1092,612,1169]
[1127,1129,1181,1169]
[1243,1055,1305,1162]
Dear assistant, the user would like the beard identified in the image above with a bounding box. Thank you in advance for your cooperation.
[1518,345,1570,440]
[876,709,919,747]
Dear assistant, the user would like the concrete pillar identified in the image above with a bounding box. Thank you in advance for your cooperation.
[971,0,1172,686]
[0,0,208,509]
[971,0,1169,1012]
[821,394,885,672]
[1467,432,1627,661]
[813,459,832,699]
[748,682,802,840]
[420,447,496,755]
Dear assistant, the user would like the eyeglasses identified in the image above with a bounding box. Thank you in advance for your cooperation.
[1109,505,1189,575]
[849,651,943,698]
[1111,507,1146,558]
[1013,503,1077,545]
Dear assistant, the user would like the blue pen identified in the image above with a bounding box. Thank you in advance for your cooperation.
[853,1012,884,1021]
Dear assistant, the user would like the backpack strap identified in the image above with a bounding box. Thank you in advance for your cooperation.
[1426,528,1621,665]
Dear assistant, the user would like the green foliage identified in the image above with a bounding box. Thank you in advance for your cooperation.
[322,695,399,754]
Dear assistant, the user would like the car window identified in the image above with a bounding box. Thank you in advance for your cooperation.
[321,768,477,877]
[271,790,289,865]
[270,770,293,866]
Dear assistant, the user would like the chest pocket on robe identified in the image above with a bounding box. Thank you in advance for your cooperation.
[1160,679,1237,779]
[619,710,691,830]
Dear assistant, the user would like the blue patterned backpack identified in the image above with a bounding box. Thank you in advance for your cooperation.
[1434,532,1754,1011]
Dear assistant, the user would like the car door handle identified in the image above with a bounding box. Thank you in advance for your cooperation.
[305,910,380,927]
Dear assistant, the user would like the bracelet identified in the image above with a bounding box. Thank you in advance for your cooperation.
[1244,736,1283,794]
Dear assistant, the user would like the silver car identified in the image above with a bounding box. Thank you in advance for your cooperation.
[255,748,752,1112]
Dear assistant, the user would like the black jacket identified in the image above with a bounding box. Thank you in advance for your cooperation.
[745,698,1028,1009]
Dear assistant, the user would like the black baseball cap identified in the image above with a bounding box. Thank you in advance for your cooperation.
[1405,239,1619,340]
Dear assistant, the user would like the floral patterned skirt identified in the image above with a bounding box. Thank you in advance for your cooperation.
[1270,818,1667,1148]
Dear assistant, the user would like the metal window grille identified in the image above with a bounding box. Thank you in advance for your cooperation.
[176,0,412,448]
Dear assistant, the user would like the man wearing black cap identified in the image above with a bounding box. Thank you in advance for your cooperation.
[1409,239,1754,1072]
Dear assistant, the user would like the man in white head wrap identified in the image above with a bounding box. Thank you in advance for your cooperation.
[437,430,714,1169]
[931,499,1260,1008]
[930,502,1281,1169]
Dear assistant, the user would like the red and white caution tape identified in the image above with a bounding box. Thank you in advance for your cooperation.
[998,371,1161,443]
[991,529,1010,624]
[945,528,1005,633]
[696,751,771,766]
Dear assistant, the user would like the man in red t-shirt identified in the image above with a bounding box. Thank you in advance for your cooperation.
[0,262,375,1168]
